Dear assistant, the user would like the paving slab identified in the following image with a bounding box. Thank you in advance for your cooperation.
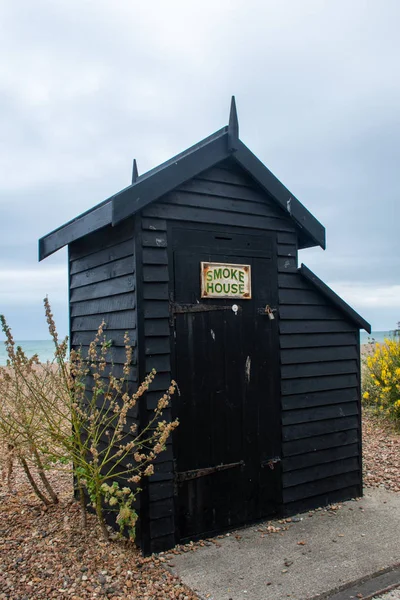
[170,488,400,600]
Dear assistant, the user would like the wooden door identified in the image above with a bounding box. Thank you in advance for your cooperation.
[170,226,281,541]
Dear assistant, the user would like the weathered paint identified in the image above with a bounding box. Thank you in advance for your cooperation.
[201,261,251,299]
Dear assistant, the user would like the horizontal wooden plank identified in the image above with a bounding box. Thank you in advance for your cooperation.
[72,329,137,347]
[277,232,297,244]
[145,354,171,373]
[281,346,358,365]
[70,293,135,317]
[282,387,359,411]
[71,311,136,332]
[149,534,176,553]
[283,415,359,443]
[143,265,169,283]
[69,218,134,261]
[282,373,358,395]
[282,443,360,473]
[279,288,327,305]
[277,243,297,258]
[77,345,137,365]
[70,240,134,275]
[283,470,361,503]
[283,485,361,516]
[282,360,358,380]
[70,256,134,289]
[280,320,356,335]
[277,256,297,273]
[69,275,135,302]
[164,190,285,218]
[144,319,170,337]
[149,515,175,538]
[148,480,174,501]
[142,231,167,248]
[143,282,169,300]
[144,300,170,319]
[148,497,174,520]
[141,217,167,231]
[280,305,345,320]
[279,332,358,349]
[283,456,359,488]
[142,203,296,233]
[142,248,168,265]
[85,364,137,383]
[278,273,311,290]
[149,372,174,392]
[283,428,359,457]
[282,402,358,426]
[176,178,271,205]
[195,164,256,187]
[145,337,170,355]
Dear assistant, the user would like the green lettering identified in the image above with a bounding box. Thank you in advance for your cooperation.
[206,270,212,282]
[214,269,223,280]
[239,283,245,294]
[239,271,245,283]
[231,269,238,280]
[231,283,238,294]
[222,268,230,278]
[206,282,214,293]
[223,283,230,294]
[215,283,223,293]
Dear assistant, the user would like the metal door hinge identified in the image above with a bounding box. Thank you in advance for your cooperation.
[176,460,245,483]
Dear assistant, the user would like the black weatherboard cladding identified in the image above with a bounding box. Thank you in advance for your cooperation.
[279,271,362,513]
[38,98,370,555]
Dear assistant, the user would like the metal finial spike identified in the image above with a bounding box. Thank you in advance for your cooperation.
[132,159,139,184]
[228,96,239,151]
[229,96,239,137]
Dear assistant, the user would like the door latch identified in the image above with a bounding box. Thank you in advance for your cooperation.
[257,305,277,320]
[261,456,281,470]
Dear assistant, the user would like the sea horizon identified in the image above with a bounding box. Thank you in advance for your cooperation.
[0,330,397,366]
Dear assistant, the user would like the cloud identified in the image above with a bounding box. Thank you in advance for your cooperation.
[0,0,399,336]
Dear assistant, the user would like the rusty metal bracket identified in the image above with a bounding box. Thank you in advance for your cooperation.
[176,460,245,483]
[261,456,281,470]
[170,302,241,325]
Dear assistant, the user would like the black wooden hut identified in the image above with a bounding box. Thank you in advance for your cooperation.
[39,98,371,554]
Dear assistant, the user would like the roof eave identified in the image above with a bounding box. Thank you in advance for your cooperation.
[233,141,326,250]
[299,263,371,333]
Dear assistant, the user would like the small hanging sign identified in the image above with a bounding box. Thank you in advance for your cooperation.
[201,262,251,299]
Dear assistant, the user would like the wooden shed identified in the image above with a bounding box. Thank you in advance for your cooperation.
[39,98,371,554]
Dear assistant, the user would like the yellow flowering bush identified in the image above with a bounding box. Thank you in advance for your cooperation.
[362,328,400,423]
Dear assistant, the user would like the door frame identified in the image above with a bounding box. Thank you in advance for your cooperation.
[167,220,282,541]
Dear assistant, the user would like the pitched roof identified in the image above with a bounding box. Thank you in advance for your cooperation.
[299,264,371,333]
[39,97,326,261]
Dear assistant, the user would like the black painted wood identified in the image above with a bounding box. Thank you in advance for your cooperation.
[283,456,359,488]
[283,470,360,503]
[281,346,358,364]
[280,332,358,348]
[283,429,359,457]
[283,484,361,516]
[282,402,358,426]
[283,443,359,472]
[281,360,358,379]
[69,275,135,302]
[70,293,135,317]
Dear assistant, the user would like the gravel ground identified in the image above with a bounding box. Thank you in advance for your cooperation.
[0,412,398,600]
[363,411,400,492]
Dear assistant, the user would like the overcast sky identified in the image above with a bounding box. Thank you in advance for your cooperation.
[0,0,399,340]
